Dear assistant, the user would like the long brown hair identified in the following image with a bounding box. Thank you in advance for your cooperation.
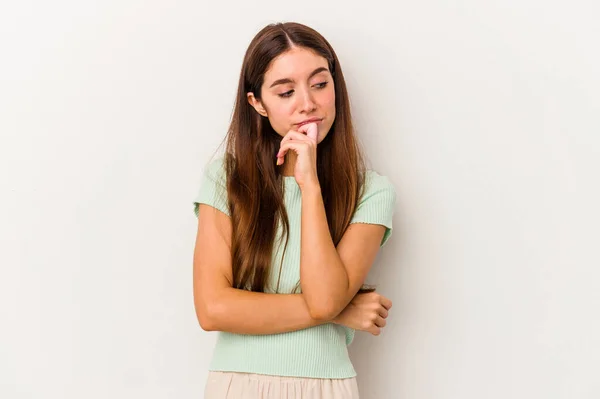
[219,22,368,292]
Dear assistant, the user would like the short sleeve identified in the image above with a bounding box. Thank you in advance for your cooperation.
[350,170,397,247]
[193,156,230,217]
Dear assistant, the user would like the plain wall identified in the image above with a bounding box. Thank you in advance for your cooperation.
[1,1,599,398]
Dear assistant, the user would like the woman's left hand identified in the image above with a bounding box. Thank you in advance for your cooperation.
[276,122,320,190]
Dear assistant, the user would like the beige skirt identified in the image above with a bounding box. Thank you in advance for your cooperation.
[204,371,360,398]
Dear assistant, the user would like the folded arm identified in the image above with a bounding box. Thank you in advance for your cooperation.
[299,184,387,320]
[193,204,327,334]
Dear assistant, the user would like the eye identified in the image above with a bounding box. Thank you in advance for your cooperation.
[278,90,294,98]
[314,81,329,89]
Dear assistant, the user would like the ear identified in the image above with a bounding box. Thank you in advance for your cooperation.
[247,92,268,117]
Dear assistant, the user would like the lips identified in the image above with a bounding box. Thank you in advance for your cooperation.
[296,118,322,128]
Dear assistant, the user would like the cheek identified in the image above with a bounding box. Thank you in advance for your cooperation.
[320,89,336,112]
[266,104,296,135]
[322,94,336,123]
[321,90,336,136]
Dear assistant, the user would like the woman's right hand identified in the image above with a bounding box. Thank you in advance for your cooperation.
[332,292,392,335]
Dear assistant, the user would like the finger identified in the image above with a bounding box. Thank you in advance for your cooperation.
[378,306,389,319]
[380,296,392,310]
[369,325,381,336]
[277,141,310,162]
[278,133,314,165]
[288,130,314,140]
[276,142,298,165]
[280,131,313,146]
[298,122,318,142]
[374,316,387,328]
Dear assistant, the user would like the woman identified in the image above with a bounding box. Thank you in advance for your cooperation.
[193,22,396,398]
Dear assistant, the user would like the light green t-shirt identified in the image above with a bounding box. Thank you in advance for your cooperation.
[193,156,396,378]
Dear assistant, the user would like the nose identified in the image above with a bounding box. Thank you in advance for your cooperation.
[298,88,316,113]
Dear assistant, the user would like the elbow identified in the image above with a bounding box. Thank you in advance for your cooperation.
[195,302,221,332]
[197,313,217,332]
[307,300,340,322]
[309,309,336,322]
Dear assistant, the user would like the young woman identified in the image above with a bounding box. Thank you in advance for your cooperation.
[192,22,396,398]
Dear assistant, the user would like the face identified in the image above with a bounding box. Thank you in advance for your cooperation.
[247,46,336,144]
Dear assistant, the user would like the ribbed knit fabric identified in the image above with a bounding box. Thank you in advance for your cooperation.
[193,156,396,378]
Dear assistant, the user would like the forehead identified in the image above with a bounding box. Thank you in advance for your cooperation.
[264,47,329,82]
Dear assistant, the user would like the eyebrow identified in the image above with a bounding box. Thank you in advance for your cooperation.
[268,67,329,89]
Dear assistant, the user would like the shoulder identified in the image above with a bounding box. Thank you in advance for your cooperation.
[205,155,226,177]
[360,169,396,202]
[193,155,229,217]
[352,168,396,214]
[350,169,397,246]
[201,155,227,188]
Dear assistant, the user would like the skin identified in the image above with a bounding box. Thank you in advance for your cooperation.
[193,46,392,336]
[247,46,335,179]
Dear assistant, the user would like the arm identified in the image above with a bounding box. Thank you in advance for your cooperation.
[193,204,327,334]
[300,183,387,320]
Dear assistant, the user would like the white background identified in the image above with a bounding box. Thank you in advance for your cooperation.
[1,1,599,398]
